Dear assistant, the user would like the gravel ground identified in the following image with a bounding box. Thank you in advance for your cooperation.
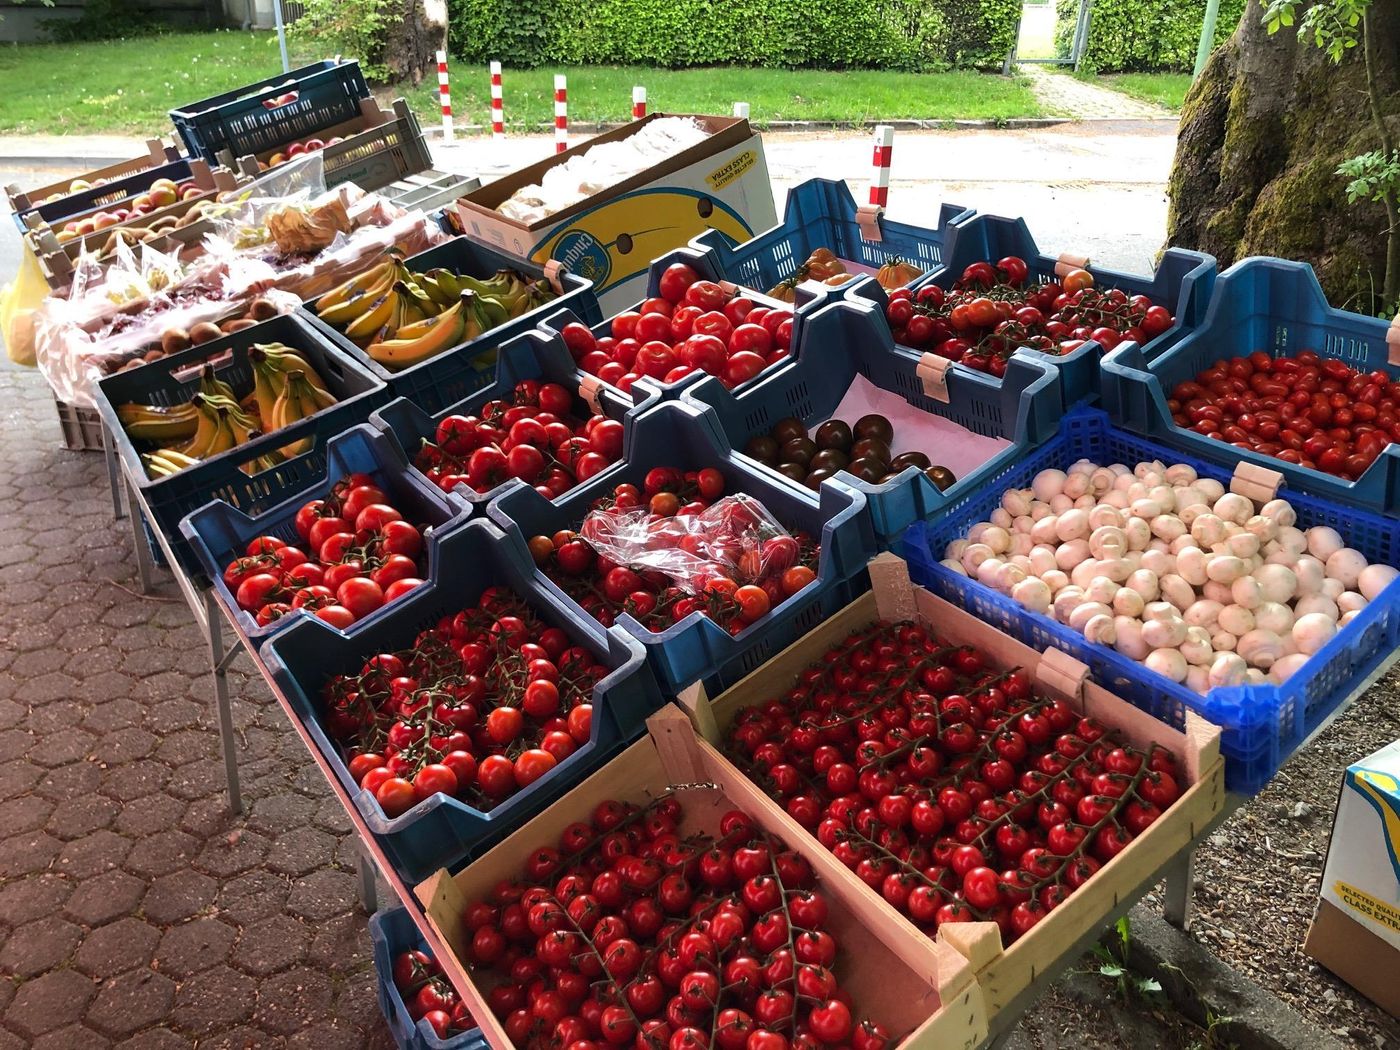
[1146,670,1400,1050]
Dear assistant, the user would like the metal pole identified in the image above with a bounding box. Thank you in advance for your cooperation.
[1194,0,1222,77]
[1072,0,1093,72]
[273,0,290,74]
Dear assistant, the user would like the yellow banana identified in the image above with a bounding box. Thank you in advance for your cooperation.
[316,259,394,315]
[247,350,283,430]
[255,343,331,394]
[117,402,199,442]
[174,397,223,458]
[198,364,238,404]
[367,306,468,370]
[418,268,463,307]
[344,291,399,345]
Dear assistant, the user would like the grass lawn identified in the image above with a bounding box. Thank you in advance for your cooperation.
[1088,73,1194,111]
[0,30,1044,137]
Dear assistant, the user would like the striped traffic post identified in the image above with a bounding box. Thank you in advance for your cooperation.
[633,86,647,120]
[869,125,894,207]
[555,75,569,153]
[435,51,453,142]
[490,61,505,140]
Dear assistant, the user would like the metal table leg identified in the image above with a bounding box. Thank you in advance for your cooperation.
[101,421,126,521]
[1162,849,1196,930]
[356,844,378,914]
[204,590,244,815]
[126,477,156,594]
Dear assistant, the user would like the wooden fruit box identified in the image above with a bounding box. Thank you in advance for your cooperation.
[28,164,245,290]
[680,552,1227,1024]
[223,98,434,198]
[5,138,179,214]
[415,706,990,1050]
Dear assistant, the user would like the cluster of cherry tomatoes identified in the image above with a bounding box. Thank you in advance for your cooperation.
[559,263,797,393]
[1170,350,1400,481]
[414,379,626,500]
[392,943,478,1041]
[723,620,1182,944]
[884,256,1176,375]
[221,474,427,629]
[321,587,607,817]
[526,470,820,636]
[463,795,894,1050]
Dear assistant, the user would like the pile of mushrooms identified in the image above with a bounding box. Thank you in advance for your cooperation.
[939,458,1398,694]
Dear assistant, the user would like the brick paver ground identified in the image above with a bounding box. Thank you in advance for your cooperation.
[1020,65,1174,120]
[0,368,394,1048]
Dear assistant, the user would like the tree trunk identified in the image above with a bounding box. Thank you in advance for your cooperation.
[1167,2,1400,313]
[380,0,447,85]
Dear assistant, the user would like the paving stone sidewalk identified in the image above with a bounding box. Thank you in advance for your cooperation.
[0,369,394,1049]
[1019,65,1174,120]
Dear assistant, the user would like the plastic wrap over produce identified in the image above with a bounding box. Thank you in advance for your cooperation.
[498,117,712,225]
[579,493,801,593]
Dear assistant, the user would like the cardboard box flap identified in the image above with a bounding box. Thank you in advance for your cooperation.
[458,113,752,232]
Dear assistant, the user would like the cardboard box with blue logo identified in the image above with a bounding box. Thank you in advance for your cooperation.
[1305,738,1400,1017]
[448,114,777,314]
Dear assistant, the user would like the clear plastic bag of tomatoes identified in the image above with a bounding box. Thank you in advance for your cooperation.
[579,493,803,593]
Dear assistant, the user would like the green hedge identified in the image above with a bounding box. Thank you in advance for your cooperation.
[447,0,1020,72]
[1053,0,1247,72]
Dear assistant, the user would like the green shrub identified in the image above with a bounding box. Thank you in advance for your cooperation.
[448,0,1020,72]
[1052,0,1246,72]
[43,0,170,42]
[292,0,396,81]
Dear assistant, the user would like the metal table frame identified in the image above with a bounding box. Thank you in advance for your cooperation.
[104,405,1400,1046]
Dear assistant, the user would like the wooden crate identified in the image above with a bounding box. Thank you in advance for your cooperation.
[682,552,1228,1024]
[5,139,179,215]
[414,707,989,1050]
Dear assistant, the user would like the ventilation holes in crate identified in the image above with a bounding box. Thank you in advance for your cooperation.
[742,406,770,434]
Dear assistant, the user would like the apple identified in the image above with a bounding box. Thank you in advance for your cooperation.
[286,141,306,157]
[148,186,178,207]
[304,138,324,151]
[69,179,92,192]
[92,212,119,230]
[75,219,97,236]
[181,186,203,201]
[56,229,78,243]
[111,208,130,221]
[151,178,178,193]
[267,152,288,166]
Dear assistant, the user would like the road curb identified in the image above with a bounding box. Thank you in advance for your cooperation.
[1122,905,1349,1050]
[421,116,1178,138]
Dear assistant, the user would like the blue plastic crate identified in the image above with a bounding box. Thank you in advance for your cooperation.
[691,177,973,295]
[181,424,470,648]
[1101,256,1400,518]
[304,236,601,416]
[369,325,660,515]
[170,59,372,164]
[10,151,192,234]
[94,311,388,574]
[886,212,1217,412]
[370,908,485,1050]
[259,517,664,883]
[486,400,878,694]
[682,288,1062,548]
[900,408,1400,794]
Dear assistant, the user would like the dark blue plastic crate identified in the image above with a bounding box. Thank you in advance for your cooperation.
[181,424,470,648]
[259,517,665,883]
[11,152,192,234]
[1101,256,1400,517]
[170,59,372,164]
[691,178,972,295]
[305,236,601,416]
[900,408,1400,794]
[682,288,1062,548]
[369,325,660,515]
[536,245,831,409]
[486,400,878,694]
[889,212,1217,412]
[370,908,485,1050]
[94,311,388,574]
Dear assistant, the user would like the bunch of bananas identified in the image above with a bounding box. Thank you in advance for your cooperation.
[315,250,557,371]
[117,342,338,479]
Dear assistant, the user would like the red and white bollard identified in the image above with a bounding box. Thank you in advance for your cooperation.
[869,124,894,208]
[554,75,569,153]
[436,51,453,142]
[489,61,505,140]
[633,86,647,120]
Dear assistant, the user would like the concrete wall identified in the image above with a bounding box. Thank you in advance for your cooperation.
[0,1,218,42]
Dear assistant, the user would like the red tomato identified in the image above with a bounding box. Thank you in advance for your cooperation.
[337,578,385,619]
[657,263,700,303]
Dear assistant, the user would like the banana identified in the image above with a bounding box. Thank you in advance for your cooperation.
[174,396,223,458]
[344,291,399,346]
[366,304,468,370]
[392,300,460,341]
[247,348,284,429]
[474,294,512,331]
[117,402,199,442]
[270,370,329,457]
[198,364,238,404]
[316,259,394,316]
[255,342,331,394]
[204,409,237,457]
[419,268,463,307]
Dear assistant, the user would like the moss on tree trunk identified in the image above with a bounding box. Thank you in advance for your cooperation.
[1167,3,1399,312]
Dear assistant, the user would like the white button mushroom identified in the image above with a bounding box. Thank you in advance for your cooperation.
[1123,517,1152,551]
[1088,525,1127,560]
[1142,615,1188,649]
[1217,604,1256,636]
[1292,612,1338,655]
[1186,665,1211,695]
[1068,601,1114,633]
[1293,594,1340,621]
[940,559,969,576]
[1253,563,1297,604]
[1165,464,1198,486]
[1269,652,1310,684]
[1053,587,1085,623]
[1208,652,1249,688]
[1031,469,1067,502]
[1113,616,1149,660]
[1063,472,1091,500]
[1083,613,1117,646]
[1324,547,1368,590]
[1196,478,1226,503]
[1260,498,1297,528]
[1340,609,1362,629]
[1206,555,1248,584]
[1084,576,1120,605]
[1321,577,1345,601]
[1158,574,1197,612]
[1070,560,1100,590]
[1141,549,1176,576]
[1306,526,1344,560]
[1293,555,1326,595]
[945,539,969,561]
[1009,533,1035,557]
[1202,580,1235,605]
[1184,599,1223,628]
[1253,601,1295,635]
[1012,577,1053,614]
[1226,532,1261,560]
[1230,575,1264,610]
[1055,539,1092,572]
[1150,515,1187,542]
[975,557,1005,587]
[1191,514,1227,548]
[1113,587,1146,618]
[1002,490,1032,517]
[1338,591,1367,614]
[1145,648,1189,683]
[1042,569,1070,594]
[1213,492,1253,525]
[1126,569,1160,602]
[1237,629,1284,669]
[1181,626,1214,666]
[1049,494,1074,514]
[1211,630,1238,652]
[1031,515,1061,546]
[1359,564,1399,601]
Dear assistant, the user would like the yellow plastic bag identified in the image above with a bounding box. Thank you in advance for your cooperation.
[0,243,49,366]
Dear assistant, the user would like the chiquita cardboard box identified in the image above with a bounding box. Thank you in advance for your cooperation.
[1304,738,1400,1017]
[449,114,777,314]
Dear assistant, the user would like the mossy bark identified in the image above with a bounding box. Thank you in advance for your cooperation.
[381,0,447,85]
[1167,3,1400,312]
